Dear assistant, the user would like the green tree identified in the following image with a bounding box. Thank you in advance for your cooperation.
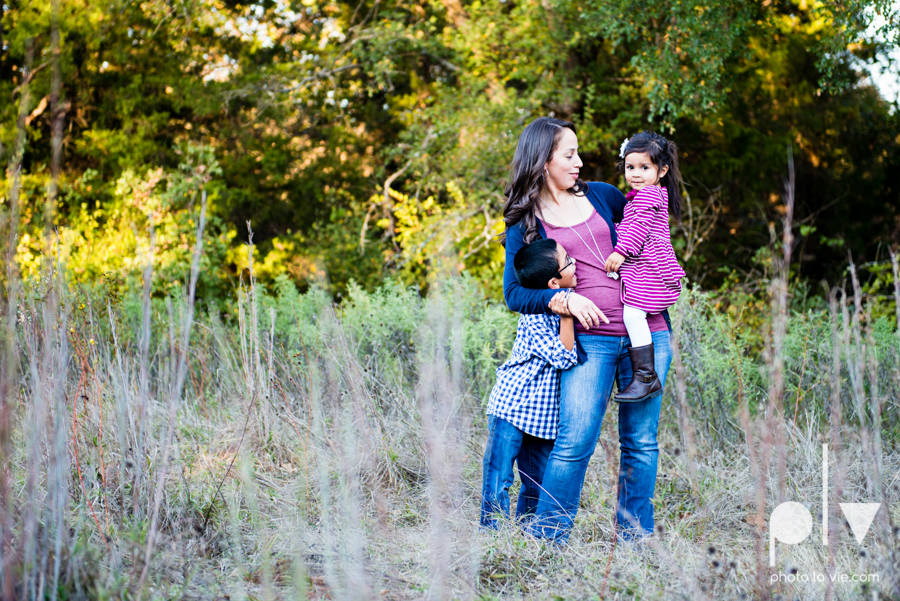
[2,0,897,302]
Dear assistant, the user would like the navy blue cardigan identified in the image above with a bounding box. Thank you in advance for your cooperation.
[502,181,670,363]
[503,181,627,315]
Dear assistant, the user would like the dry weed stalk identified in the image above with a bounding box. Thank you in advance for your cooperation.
[668,314,700,500]
[768,148,796,504]
[418,290,475,601]
[134,189,208,597]
[825,288,846,601]
[1,35,34,601]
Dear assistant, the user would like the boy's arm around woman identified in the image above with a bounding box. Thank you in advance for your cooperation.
[502,220,608,330]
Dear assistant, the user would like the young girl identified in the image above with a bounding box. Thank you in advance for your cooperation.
[603,131,686,402]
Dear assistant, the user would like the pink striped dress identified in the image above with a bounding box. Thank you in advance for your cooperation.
[613,186,686,314]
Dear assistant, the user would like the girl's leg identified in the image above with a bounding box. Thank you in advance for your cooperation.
[616,305,661,402]
[481,415,525,529]
[514,432,555,520]
[528,335,622,541]
[622,305,652,347]
[614,329,673,538]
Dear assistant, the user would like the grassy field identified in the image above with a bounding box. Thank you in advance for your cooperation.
[1,243,899,601]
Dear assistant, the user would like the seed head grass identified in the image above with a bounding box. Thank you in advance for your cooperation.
[1,247,899,600]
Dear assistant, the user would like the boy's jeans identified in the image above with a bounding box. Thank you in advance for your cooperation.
[480,415,555,529]
[528,330,673,542]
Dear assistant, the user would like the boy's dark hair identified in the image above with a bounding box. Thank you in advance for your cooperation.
[514,238,561,289]
[616,131,684,221]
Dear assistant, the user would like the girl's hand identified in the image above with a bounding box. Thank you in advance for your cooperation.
[554,292,609,329]
[604,252,625,273]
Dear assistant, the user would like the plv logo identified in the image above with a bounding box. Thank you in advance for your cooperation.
[769,444,881,566]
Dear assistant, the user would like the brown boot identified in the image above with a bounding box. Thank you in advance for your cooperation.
[614,343,662,403]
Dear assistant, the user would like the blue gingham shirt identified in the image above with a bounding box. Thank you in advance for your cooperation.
[487,314,578,439]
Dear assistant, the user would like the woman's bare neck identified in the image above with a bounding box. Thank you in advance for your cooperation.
[538,189,592,228]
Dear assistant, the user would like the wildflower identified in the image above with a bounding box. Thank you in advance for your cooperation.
[89,339,95,345]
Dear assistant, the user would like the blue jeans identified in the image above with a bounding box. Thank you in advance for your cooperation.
[481,415,556,529]
[528,330,672,542]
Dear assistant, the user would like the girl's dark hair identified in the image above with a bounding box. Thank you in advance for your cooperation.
[616,131,683,221]
[513,238,560,289]
[500,117,586,245]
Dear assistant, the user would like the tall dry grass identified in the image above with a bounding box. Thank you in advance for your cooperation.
[0,215,898,599]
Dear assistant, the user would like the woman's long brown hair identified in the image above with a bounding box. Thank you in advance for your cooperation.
[500,117,586,246]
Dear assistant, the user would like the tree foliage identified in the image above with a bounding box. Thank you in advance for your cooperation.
[1,0,898,302]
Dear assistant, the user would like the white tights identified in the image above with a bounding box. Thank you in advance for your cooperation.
[622,305,653,347]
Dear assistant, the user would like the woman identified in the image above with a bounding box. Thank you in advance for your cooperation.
[501,117,674,542]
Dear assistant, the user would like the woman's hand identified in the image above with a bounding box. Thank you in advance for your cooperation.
[550,292,609,329]
[604,251,625,273]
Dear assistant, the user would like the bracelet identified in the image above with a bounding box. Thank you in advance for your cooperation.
[563,288,573,310]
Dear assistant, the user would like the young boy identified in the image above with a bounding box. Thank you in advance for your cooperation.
[481,238,578,529]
